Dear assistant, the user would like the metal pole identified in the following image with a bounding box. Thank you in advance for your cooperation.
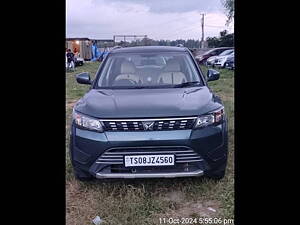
[200,13,205,48]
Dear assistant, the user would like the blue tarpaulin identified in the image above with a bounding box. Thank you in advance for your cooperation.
[91,43,109,61]
[91,44,99,61]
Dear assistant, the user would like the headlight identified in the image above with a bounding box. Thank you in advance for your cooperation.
[72,110,103,132]
[194,107,224,128]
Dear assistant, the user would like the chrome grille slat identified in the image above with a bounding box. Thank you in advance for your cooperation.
[96,161,122,164]
[175,156,201,160]
[101,155,123,158]
[103,150,194,155]
[101,153,197,158]
[97,158,123,161]
[176,159,204,163]
[176,153,198,156]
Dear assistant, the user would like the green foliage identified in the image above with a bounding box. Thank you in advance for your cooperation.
[222,0,234,24]
[118,38,201,48]
[206,30,234,48]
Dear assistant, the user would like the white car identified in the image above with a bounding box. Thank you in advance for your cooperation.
[214,50,234,68]
[206,55,218,66]
[74,57,84,66]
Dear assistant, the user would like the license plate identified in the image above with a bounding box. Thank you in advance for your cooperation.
[124,154,175,167]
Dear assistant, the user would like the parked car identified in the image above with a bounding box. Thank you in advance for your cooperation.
[70,46,228,181]
[75,57,84,66]
[65,53,84,69]
[207,49,234,67]
[225,55,234,70]
[206,55,218,66]
[195,47,233,64]
[215,51,234,68]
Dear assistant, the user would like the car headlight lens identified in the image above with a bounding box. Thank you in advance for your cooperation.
[72,110,103,132]
[194,107,224,128]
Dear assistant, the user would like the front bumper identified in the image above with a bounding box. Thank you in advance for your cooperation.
[206,60,216,66]
[225,62,234,69]
[75,61,84,66]
[69,120,228,179]
[96,169,204,179]
[215,62,226,67]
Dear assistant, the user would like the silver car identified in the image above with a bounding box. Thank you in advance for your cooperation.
[214,50,234,68]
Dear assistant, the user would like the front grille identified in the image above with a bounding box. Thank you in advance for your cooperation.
[110,164,200,174]
[96,146,203,165]
[101,117,196,131]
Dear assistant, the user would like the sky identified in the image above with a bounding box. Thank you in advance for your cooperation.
[66,0,234,41]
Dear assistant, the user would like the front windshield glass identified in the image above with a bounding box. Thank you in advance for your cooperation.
[219,49,233,56]
[96,52,203,89]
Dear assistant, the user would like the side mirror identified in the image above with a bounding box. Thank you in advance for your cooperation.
[207,69,220,82]
[76,72,91,85]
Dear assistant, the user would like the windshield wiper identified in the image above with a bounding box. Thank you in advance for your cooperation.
[174,81,201,88]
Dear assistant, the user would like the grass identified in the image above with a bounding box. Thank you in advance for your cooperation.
[66,62,234,225]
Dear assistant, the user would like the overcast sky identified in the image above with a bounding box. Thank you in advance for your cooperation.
[66,0,234,41]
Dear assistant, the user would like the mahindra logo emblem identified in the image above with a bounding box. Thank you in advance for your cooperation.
[142,121,155,130]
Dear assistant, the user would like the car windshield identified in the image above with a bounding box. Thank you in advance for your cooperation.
[219,49,234,56]
[202,49,216,55]
[96,52,203,89]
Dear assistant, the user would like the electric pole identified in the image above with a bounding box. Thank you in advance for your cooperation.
[200,13,205,48]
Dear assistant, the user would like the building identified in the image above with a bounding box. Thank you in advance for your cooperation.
[66,38,115,60]
[92,39,114,49]
[66,38,92,60]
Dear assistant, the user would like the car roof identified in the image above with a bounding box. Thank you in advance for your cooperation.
[204,47,233,54]
[110,46,189,54]
[221,49,234,53]
[213,47,233,50]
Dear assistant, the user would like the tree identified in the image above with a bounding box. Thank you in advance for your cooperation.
[219,33,234,47]
[114,38,203,48]
[220,30,228,37]
[206,30,234,48]
[206,37,220,48]
[222,0,234,25]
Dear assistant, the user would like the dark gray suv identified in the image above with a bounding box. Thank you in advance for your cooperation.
[69,46,228,181]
